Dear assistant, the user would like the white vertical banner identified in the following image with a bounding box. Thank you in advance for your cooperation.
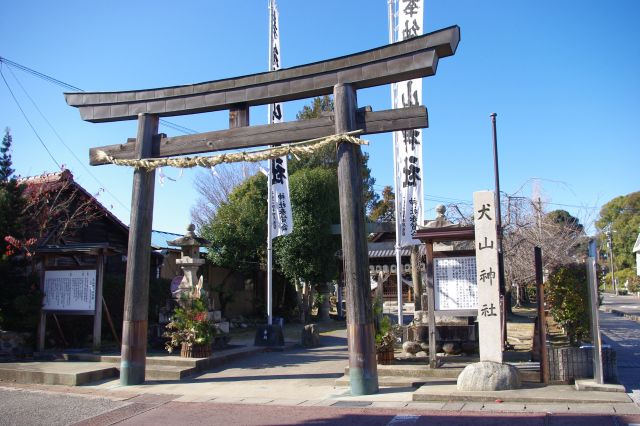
[268,0,292,239]
[269,157,292,238]
[473,190,503,363]
[394,0,423,247]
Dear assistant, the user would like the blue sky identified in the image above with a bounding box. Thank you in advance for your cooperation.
[2,0,638,235]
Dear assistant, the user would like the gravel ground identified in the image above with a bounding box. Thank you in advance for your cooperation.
[0,387,125,426]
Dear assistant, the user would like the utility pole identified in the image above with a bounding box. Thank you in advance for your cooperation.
[606,229,617,295]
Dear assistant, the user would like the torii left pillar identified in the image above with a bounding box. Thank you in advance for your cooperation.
[121,113,158,385]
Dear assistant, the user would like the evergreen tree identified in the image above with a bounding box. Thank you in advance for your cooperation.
[0,128,15,182]
[0,129,33,331]
[289,96,379,212]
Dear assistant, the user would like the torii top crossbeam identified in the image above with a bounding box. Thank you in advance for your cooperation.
[65,26,459,123]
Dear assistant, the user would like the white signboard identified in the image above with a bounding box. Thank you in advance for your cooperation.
[434,256,478,310]
[473,190,502,363]
[43,270,96,312]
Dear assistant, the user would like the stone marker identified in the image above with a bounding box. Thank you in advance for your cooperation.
[301,324,320,348]
[473,191,502,363]
[455,192,521,391]
[457,361,521,391]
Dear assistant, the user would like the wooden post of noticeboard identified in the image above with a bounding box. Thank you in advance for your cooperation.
[424,241,437,369]
[37,255,47,352]
[92,250,105,352]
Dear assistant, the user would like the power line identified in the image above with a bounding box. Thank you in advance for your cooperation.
[0,56,82,92]
[0,66,60,169]
[546,201,599,210]
[0,56,201,213]
[0,56,199,135]
[5,65,131,212]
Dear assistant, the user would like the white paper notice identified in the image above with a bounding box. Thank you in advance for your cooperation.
[434,256,478,310]
[43,270,96,312]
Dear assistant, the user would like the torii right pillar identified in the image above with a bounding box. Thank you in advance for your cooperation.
[334,83,379,395]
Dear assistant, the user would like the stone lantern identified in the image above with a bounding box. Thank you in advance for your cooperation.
[168,224,210,302]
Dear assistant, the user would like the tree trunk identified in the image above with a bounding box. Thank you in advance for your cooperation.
[504,286,514,315]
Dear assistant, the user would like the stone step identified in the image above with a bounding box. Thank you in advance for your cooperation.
[345,364,462,379]
[412,382,633,403]
[63,353,201,368]
[137,365,197,381]
[0,361,117,386]
[60,345,274,382]
[335,374,455,388]
[343,363,541,383]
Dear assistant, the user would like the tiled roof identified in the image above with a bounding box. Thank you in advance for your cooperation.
[151,230,208,254]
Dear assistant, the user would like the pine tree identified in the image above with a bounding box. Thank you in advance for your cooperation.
[0,128,15,182]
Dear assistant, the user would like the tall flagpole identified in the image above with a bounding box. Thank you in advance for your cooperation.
[266,0,274,326]
[389,0,404,326]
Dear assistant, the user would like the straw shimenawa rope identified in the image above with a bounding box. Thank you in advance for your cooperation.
[93,131,367,171]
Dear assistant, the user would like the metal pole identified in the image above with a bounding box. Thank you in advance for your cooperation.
[534,247,549,384]
[266,0,274,326]
[388,0,403,326]
[491,113,506,347]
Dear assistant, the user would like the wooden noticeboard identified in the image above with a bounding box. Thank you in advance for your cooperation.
[37,249,107,353]
[434,256,478,311]
[43,269,97,314]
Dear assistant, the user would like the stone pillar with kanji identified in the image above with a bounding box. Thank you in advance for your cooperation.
[456,191,521,391]
[473,191,502,363]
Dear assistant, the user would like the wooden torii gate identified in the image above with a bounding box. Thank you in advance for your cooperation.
[65,25,460,395]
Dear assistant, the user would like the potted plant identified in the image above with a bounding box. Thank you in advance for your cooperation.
[375,315,396,364]
[163,296,216,358]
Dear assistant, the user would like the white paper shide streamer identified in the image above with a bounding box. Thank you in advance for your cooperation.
[269,0,293,239]
[394,0,423,247]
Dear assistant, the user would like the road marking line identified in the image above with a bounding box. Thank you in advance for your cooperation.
[387,414,419,425]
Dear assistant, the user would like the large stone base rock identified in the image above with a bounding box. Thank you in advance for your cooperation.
[456,361,521,391]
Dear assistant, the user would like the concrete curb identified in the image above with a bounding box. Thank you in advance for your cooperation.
[600,306,640,324]
[2,383,639,416]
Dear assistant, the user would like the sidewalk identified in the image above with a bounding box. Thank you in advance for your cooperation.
[1,326,638,417]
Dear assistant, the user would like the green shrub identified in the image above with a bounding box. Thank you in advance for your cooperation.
[602,268,637,293]
[628,275,640,293]
[545,263,591,346]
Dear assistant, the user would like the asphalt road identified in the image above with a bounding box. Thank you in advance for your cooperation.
[599,304,640,405]
[602,293,640,317]
[0,390,638,426]
[0,387,124,426]
[92,402,639,426]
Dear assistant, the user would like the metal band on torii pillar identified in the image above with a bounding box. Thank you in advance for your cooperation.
[335,83,379,395]
[120,113,158,385]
